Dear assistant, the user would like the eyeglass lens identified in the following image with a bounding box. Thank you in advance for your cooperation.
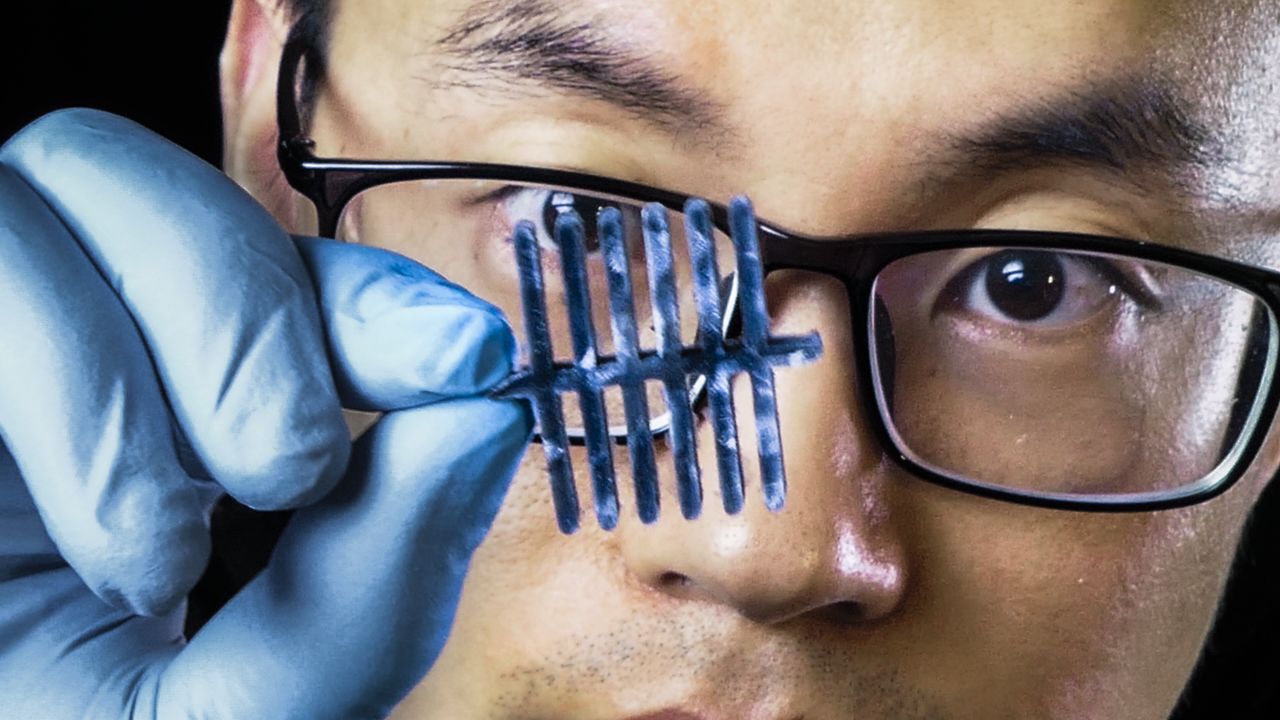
[871,248,1275,499]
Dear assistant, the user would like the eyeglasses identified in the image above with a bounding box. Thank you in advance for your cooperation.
[276,26,1280,513]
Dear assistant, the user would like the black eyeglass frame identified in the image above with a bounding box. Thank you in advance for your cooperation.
[275,26,1280,513]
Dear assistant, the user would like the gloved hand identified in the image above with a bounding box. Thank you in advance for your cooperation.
[0,109,532,719]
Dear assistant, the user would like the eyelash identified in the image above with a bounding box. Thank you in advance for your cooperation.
[481,185,636,256]
[931,250,1163,325]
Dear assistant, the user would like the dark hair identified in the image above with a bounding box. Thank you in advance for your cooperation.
[279,0,332,128]
[282,0,330,48]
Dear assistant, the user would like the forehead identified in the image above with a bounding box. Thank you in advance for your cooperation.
[323,1,1175,204]
[324,0,1183,166]
[334,0,1173,87]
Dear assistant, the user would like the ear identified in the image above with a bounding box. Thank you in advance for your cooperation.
[220,0,315,234]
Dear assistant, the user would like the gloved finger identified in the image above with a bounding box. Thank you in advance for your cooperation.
[0,109,350,511]
[0,167,209,616]
[297,237,517,411]
[150,397,533,718]
[0,398,531,718]
[0,560,189,718]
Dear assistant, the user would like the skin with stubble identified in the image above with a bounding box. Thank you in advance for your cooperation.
[219,0,1280,717]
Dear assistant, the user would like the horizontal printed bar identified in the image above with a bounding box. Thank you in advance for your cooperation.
[489,333,824,400]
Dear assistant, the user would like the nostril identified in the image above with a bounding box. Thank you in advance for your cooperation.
[823,600,866,625]
[658,571,692,590]
[655,571,707,601]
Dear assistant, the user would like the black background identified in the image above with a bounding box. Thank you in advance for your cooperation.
[4,3,1278,717]
[4,2,230,165]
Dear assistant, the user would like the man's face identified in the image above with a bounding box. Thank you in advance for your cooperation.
[226,0,1280,717]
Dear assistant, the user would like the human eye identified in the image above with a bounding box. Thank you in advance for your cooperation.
[933,249,1160,333]
[487,185,623,254]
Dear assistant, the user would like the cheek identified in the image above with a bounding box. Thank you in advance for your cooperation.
[464,452,584,588]
[441,449,623,632]
[406,448,658,715]
[900,488,1248,717]
[890,339,1143,492]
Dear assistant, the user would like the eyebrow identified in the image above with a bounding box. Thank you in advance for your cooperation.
[432,0,731,141]
[943,79,1224,194]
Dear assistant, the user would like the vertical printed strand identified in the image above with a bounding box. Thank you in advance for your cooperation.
[729,197,787,511]
[684,199,745,514]
[642,204,702,519]
[555,212,620,530]
[514,220,580,533]
[599,208,661,523]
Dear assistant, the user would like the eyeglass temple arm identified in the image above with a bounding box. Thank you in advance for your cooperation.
[276,25,315,164]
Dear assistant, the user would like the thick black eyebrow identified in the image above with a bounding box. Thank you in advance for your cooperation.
[946,78,1224,192]
[431,0,730,142]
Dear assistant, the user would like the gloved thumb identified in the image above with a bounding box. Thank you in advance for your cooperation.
[297,237,518,411]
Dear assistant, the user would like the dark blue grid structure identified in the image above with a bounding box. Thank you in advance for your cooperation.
[493,196,823,533]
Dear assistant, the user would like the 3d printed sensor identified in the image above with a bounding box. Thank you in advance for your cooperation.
[492,196,823,533]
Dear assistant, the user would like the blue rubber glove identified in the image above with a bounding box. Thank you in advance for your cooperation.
[0,110,532,719]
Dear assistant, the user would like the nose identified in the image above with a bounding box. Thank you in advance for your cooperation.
[619,272,909,625]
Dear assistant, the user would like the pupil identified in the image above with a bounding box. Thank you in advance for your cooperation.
[984,250,1065,321]
[542,191,601,252]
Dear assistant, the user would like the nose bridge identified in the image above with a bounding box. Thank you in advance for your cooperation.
[618,271,908,625]
[759,271,897,575]
[765,270,875,489]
